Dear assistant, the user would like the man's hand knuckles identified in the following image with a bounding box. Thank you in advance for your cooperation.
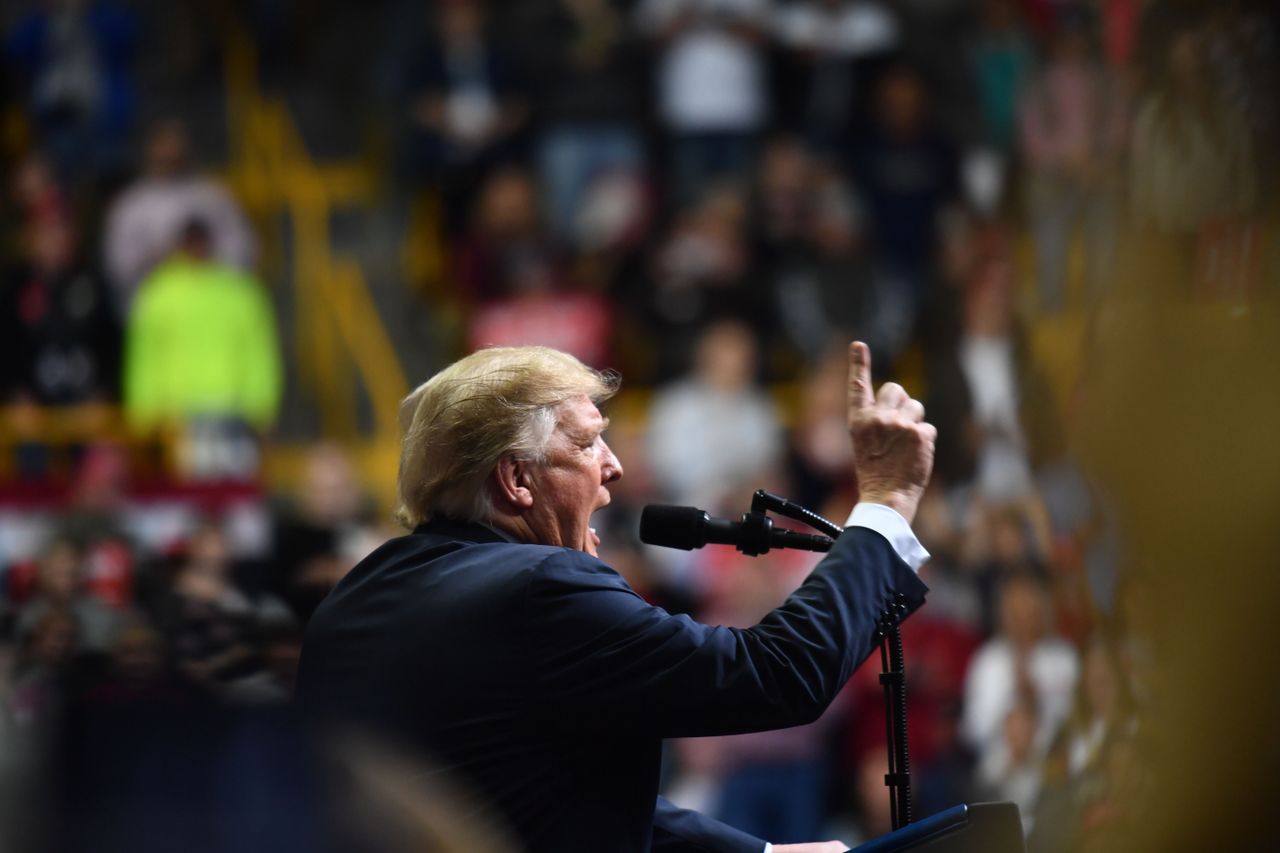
[876,381,905,401]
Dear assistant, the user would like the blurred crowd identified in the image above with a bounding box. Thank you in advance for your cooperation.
[1,0,1277,850]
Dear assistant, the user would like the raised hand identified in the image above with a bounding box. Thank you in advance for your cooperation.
[846,341,936,524]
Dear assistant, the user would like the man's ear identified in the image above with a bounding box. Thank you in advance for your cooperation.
[493,454,535,511]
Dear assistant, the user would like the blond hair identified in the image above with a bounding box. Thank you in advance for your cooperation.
[395,346,619,529]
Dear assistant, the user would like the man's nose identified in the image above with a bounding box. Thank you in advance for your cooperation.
[601,442,623,484]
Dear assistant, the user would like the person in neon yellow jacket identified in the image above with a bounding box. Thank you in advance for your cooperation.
[124,219,282,432]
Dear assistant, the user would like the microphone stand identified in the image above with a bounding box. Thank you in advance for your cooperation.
[878,596,912,830]
[749,491,914,832]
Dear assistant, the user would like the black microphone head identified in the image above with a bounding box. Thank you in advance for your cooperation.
[639,504,709,550]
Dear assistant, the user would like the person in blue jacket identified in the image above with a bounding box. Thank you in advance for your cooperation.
[298,341,936,853]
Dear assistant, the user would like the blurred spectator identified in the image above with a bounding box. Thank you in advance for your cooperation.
[526,0,648,245]
[268,443,379,623]
[888,0,975,140]
[102,119,257,313]
[569,170,651,255]
[962,574,1078,766]
[1024,381,1091,543]
[969,0,1035,155]
[57,443,132,555]
[15,537,121,655]
[1022,631,1139,851]
[919,354,977,497]
[754,137,827,250]
[1018,10,1129,312]
[3,0,138,188]
[1065,635,1134,779]
[785,343,856,511]
[0,215,121,406]
[220,621,303,705]
[849,65,960,361]
[400,0,529,231]
[956,238,1033,505]
[7,152,70,239]
[649,182,770,374]
[1204,0,1278,167]
[754,138,868,362]
[17,444,141,627]
[773,0,901,151]
[637,0,772,203]
[154,522,289,701]
[454,166,562,301]
[957,498,1052,636]
[8,608,78,727]
[457,167,615,365]
[122,219,282,441]
[1024,383,1123,638]
[1129,24,1258,236]
[646,319,782,509]
[78,620,188,707]
[975,699,1042,833]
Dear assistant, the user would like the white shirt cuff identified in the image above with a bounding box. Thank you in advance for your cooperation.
[763,845,772,853]
[845,502,930,572]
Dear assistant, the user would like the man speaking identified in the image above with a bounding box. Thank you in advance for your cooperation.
[297,341,935,852]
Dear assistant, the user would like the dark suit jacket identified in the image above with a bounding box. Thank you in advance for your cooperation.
[296,517,928,852]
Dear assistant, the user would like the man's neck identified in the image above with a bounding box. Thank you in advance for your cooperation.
[483,513,533,545]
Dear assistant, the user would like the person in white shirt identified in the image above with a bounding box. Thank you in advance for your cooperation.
[102,120,256,314]
[647,319,783,511]
[962,573,1079,760]
[636,0,773,201]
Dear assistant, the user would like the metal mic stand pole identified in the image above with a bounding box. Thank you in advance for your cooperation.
[751,491,914,830]
[879,600,912,831]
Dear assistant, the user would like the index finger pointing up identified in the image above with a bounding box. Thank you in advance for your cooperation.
[848,341,874,413]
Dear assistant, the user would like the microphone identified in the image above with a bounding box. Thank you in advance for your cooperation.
[639,504,835,556]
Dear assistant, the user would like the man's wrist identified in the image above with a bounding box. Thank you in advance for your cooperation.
[855,489,920,524]
[845,502,930,572]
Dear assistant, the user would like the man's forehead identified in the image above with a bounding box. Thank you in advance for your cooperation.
[556,395,607,433]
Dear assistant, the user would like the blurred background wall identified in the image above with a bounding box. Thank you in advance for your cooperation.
[0,1,1276,850]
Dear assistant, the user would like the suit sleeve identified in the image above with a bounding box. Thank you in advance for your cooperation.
[651,796,765,853]
[520,526,927,738]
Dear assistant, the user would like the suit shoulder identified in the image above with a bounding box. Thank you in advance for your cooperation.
[518,545,631,591]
